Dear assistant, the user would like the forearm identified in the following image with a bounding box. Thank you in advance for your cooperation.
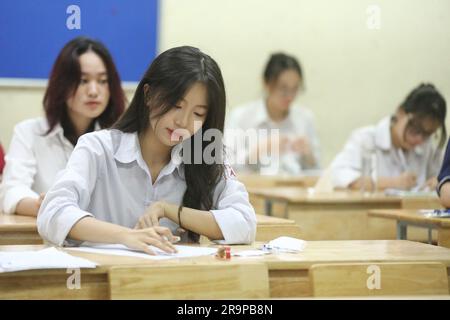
[15,198,40,217]
[301,151,317,169]
[376,176,400,190]
[439,182,450,208]
[162,202,224,240]
[68,216,131,244]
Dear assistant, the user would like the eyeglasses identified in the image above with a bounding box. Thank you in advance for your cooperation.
[406,117,438,139]
[274,85,300,98]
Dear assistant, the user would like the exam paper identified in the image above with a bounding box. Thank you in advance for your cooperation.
[0,247,97,273]
[67,243,217,260]
[262,236,307,253]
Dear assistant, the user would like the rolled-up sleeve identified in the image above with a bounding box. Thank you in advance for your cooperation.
[37,134,102,246]
[437,138,450,196]
[210,166,256,244]
[330,129,371,188]
[0,122,39,214]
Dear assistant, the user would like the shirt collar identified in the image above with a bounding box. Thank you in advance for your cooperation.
[113,131,185,178]
[374,116,425,155]
[256,98,292,128]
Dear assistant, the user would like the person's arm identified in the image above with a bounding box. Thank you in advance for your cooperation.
[37,134,176,254]
[0,122,40,215]
[348,172,417,191]
[15,194,44,217]
[69,216,176,254]
[439,182,450,208]
[330,128,370,189]
[135,167,257,244]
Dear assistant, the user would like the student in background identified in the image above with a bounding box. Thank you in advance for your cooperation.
[330,83,446,191]
[437,138,450,207]
[225,53,320,175]
[37,46,256,254]
[0,37,126,216]
[0,143,4,176]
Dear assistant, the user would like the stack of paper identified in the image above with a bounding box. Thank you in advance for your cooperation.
[0,247,97,273]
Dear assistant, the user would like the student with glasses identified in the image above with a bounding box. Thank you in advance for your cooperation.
[225,53,320,175]
[330,83,446,191]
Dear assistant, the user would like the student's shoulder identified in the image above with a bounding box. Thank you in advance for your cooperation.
[78,129,137,156]
[76,129,114,152]
[13,117,48,135]
[230,99,264,118]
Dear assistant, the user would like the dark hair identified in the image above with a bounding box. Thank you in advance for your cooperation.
[43,36,126,145]
[399,83,447,148]
[114,46,226,242]
[263,52,303,86]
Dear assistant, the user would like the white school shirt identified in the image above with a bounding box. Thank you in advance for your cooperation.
[37,129,257,246]
[330,116,443,189]
[225,99,321,173]
[0,117,100,214]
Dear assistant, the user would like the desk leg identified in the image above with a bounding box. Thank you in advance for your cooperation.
[396,221,407,240]
[437,228,450,248]
[428,228,433,245]
[265,199,273,217]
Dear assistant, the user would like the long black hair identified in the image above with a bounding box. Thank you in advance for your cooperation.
[44,36,126,145]
[113,46,226,240]
[399,83,447,148]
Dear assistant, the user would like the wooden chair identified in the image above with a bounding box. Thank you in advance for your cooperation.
[309,262,449,297]
[109,262,270,299]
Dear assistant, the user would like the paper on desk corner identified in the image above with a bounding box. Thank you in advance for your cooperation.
[0,247,97,273]
[263,236,307,253]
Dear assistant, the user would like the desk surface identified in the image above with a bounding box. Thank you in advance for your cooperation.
[238,174,319,188]
[0,214,296,227]
[1,240,449,299]
[369,209,450,228]
[2,240,450,270]
[248,187,438,205]
[0,214,37,232]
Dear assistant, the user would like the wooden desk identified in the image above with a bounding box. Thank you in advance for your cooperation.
[0,240,449,299]
[238,174,319,189]
[255,214,302,240]
[0,214,42,245]
[369,209,450,248]
[0,214,300,245]
[249,187,442,241]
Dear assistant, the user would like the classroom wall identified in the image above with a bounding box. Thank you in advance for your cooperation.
[1,0,449,166]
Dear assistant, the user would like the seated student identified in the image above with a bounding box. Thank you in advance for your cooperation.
[37,46,257,254]
[330,83,446,191]
[437,138,450,207]
[225,53,320,175]
[0,37,126,216]
[0,142,4,177]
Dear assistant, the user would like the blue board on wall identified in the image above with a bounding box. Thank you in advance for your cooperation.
[0,0,159,82]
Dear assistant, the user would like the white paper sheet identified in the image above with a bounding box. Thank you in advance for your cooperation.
[0,247,97,273]
[66,243,217,260]
[261,236,307,253]
[233,250,270,257]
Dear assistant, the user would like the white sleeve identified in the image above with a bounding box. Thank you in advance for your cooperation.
[223,109,252,171]
[303,111,321,169]
[37,134,103,246]
[427,145,444,179]
[209,165,257,244]
[0,123,39,214]
[330,129,371,188]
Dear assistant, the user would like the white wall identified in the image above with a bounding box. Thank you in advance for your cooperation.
[1,0,449,165]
